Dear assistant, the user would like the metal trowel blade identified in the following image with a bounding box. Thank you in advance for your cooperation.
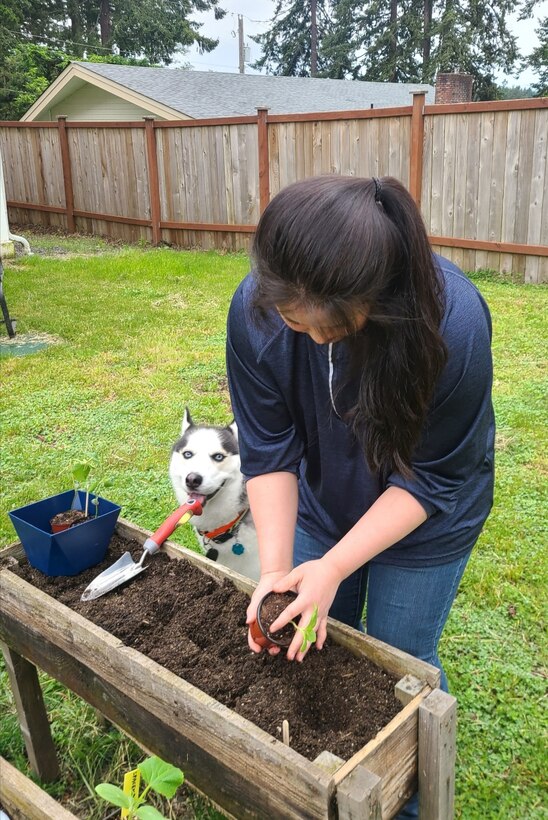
[81,551,147,601]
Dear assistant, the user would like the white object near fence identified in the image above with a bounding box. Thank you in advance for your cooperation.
[0,146,31,258]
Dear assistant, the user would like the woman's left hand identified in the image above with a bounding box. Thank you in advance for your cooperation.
[269,559,342,661]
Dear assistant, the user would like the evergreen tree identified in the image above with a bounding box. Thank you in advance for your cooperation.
[255,0,524,100]
[252,0,332,76]
[527,15,548,96]
[0,0,226,118]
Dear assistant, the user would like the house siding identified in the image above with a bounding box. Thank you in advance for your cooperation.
[36,84,169,122]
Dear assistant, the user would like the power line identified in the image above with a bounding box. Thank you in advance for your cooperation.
[0,25,117,54]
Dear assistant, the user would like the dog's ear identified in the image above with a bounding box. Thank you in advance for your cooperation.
[228,419,238,441]
[181,407,193,434]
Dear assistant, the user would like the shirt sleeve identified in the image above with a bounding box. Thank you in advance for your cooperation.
[387,275,494,517]
[226,280,304,479]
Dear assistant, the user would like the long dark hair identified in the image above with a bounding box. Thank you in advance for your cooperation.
[251,175,447,478]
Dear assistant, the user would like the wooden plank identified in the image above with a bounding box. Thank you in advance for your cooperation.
[57,116,75,232]
[333,692,427,819]
[268,107,413,124]
[500,110,521,245]
[451,113,468,251]
[476,111,495,247]
[429,112,445,236]
[337,764,382,820]
[0,571,334,820]
[425,98,548,115]
[159,219,255,233]
[395,674,425,706]
[418,689,457,820]
[314,750,344,775]
[488,110,508,247]
[426,235,547,256]
[421,115,434,230]
[527,109,548,249]
[0,643,60,781]
[463,113,481,241]
[409,92,425,205]
[514,109,536,245]
[440,114,457,239]
[257,107,270,213]
[0,756,80,820]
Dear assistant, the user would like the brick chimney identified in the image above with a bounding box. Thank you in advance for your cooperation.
[435,73,474,103]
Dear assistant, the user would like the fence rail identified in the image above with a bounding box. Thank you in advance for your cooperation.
[1,96,547,282]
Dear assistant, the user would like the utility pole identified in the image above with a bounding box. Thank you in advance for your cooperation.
[238,15,245,73]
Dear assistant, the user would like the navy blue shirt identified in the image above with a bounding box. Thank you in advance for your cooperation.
[226,256,495,566]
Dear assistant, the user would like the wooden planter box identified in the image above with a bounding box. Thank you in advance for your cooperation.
[0,520,456,820]
[0,756,80,820]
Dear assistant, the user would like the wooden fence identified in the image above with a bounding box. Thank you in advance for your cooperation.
[1,95,546,282]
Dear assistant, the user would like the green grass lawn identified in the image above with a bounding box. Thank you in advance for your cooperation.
[1,231,546,817]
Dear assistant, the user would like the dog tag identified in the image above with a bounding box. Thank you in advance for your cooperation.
[232,543,244,555]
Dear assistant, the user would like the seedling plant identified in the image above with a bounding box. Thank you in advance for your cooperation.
[290,604,319,652]
[95,755,184,819]
[71,461,111,517]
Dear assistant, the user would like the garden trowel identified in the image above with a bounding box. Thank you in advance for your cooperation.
[80,494,205,601]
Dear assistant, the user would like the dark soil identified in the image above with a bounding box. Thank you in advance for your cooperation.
[50,509,90,529]
[6,535,402,762]
[257,591,298,646]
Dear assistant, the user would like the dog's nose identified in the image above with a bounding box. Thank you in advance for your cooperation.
[185,472,203,490]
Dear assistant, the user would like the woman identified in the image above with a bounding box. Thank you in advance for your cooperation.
[226,174,494,684]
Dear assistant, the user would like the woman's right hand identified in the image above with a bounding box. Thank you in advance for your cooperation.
[246,570,289,654]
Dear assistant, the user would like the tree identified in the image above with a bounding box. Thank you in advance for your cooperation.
[527,15,548,96]
[252,0,332,76]
[0,0,226,119]
[0,45,155,120]
[0,43,71,120]
[254,0,524,100]
[1,0,225,64]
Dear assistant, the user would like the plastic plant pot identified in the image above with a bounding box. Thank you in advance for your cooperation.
[255,590,298,648]
[9,490,121,576]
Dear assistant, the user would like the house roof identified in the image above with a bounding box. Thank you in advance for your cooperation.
[22,61,434,122]
[77,63,433,117]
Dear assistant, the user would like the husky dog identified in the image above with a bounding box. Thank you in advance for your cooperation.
[169,408,260,581]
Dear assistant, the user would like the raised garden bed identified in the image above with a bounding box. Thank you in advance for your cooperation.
[0,519,456,819]
[0,756,79,820]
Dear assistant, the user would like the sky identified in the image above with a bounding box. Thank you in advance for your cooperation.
[182,0,547,88]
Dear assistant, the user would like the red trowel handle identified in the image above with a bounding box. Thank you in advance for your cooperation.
[143,497,204,554]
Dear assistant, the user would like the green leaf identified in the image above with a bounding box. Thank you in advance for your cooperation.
[138,757,184,799]
[293,605,319,652]
[95,783,132,809]
[72,462,92,483]
[136,805,168,820]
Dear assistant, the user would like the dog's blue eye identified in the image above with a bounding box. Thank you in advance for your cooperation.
[182,451,193,459]
[212,453,225,462]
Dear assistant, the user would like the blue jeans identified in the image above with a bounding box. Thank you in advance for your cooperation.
[294,525,472,818]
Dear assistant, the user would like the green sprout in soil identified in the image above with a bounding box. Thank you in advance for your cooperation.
[290,604,319,653]
[71,461,111,517]
[95,755,184,819]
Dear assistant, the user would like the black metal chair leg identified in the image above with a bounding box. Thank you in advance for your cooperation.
[0,258,16,338]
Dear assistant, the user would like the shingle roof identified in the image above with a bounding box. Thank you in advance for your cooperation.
[76,62,434,118]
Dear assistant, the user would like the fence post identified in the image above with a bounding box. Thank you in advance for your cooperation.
[57,116,75,233]
[409,92,426,207]
[257,107,270,214]
[144,117,161,246]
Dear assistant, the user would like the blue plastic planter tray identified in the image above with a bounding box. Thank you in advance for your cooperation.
[8,490,121,576]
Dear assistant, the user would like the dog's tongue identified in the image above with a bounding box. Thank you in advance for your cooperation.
[188,492,207,506]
